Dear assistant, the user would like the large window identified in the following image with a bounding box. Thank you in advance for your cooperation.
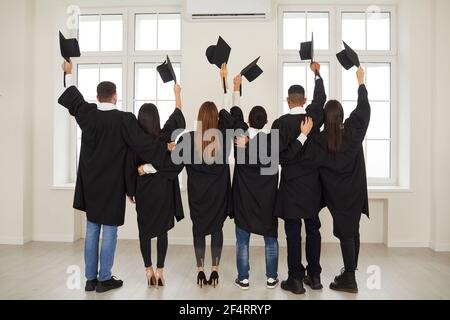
[78,14,124,52]
[279,5,396,185]
[134,62,181,125]
[72,7,181,174]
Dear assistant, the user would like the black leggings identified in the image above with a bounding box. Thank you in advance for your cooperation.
[339,233,361,272]
[193,230,223,268]
[139,233,168,269]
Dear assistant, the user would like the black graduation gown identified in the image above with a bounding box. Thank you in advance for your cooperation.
[58,86,172,226]
[306,84,370,239]
[176,108,244,237]
[272,77,327,220]
[230,107,279,238]
[125,108,186,240]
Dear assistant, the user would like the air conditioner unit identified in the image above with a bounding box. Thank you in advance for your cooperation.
[185,0,272,21]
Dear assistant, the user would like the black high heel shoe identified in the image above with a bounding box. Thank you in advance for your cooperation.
[208,271,219,288]
[197,271,208,288]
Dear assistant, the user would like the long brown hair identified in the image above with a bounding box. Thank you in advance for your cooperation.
[324,100,344,154]
[196,101,219,160]
[138,103,161,137]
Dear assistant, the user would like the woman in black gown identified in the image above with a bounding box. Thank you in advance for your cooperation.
[126,84,185,288]
[303,67,370,293]
[173,64,246,288]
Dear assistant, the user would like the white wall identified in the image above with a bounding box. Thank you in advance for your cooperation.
[0,0,448,250]
[0,0,33,244]
[430,0,450,251]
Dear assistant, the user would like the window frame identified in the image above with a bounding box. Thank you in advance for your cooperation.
[278,5,398,186]
[70,6,182,183]
[130,8,182,56]
[76,7,129,57]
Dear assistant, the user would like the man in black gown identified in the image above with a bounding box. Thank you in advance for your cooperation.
[273,62,327,294]
[58,61,172,293]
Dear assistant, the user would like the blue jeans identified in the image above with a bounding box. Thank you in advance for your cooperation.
[84,220,118,282]
[235,226,278,281]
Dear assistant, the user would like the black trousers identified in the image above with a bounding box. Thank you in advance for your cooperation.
[193,230,224,268]
[139,232,168,268]
[284,217,322,280]
[339,233,360,272]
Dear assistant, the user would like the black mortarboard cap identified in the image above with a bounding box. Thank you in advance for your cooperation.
[157,55,177,83]
[59,31,81,62]
[299,33,314,61]
[59,31,81,87]
[206,36,231,68]
[336,41,360,70]
[239,57,263,96]
[241,57,263,82]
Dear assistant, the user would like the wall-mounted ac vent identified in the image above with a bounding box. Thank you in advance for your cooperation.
[186,0,272,21]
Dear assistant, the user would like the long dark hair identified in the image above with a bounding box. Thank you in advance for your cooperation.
[196,101,219,156]
[324,100,344,154]
[138,103,161,137]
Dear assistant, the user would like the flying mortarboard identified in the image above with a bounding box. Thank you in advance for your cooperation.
[299,33,314,62]
[336,41,360,70]
[239,57,263,96]
[206,36,231,93]
[157,55,177,84]
[59,31,81,87]
[206,36,231,68]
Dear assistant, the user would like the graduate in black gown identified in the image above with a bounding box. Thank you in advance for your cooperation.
[125,83,185,288]
[229,75,281,290]
[58,60,173,293]
[173,64,245,288]
[273,62,327,294]
[304,67,370,293]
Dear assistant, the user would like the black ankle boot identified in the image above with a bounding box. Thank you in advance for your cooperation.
[304,274,323,290]
[281,276,306,294]
[330,270,358,293]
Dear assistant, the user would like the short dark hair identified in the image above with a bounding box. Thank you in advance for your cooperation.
[288,84,305,102]
[97,81,117,102]
[248,106,267,130]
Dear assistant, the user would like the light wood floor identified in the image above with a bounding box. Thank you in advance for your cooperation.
[0,240,449,300]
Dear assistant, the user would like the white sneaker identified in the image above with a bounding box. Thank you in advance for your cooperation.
[266,278,279,289]
[234,278,250,290]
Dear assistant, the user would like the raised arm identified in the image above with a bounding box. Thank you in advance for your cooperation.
[232,74,242,108]
[221,63,232,109]
[345,67,371,144]
[58,86,96,130]
[175,83,182,110]
[160,83,186,142]
[57,60,97,130]
[306,62,326,133]
[219,74,248,131]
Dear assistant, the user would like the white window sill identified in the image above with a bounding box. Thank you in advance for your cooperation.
[368,186,411,193]
[50,183,76,190]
